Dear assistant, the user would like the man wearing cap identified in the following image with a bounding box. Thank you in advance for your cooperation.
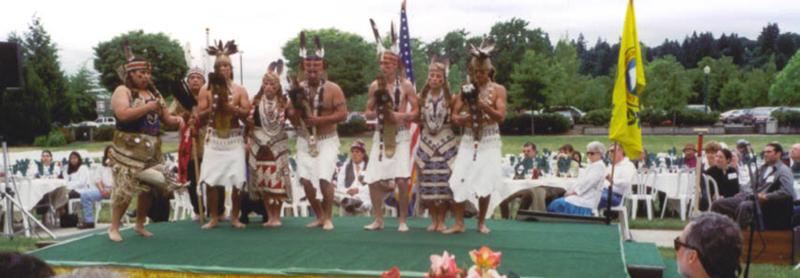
[172,67,223,219]
[335,139,371,215]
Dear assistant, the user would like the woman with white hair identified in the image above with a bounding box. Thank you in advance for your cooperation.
[547,141,607,216]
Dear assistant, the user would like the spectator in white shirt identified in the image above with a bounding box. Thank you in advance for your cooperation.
[61,151,93,229]
[598,144,637,209]
[335,140,371,215]
[548,141,607,216]
[35,150,61,178]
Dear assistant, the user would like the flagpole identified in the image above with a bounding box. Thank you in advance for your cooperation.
[605,141,618,225]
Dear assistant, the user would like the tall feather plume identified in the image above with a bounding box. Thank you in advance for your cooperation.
[469,37,496,59]
[314,36,324,58]
[275,59,284,75]
[223,40,238,56]
[123,39,134,62]
[369,19,383,55]
[268,61,277,73]
[390,21,399,53]
[206,40,222,56]
[298,32,307,59]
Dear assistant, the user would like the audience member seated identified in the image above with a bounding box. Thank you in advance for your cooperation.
[547,141,606,216]
[790,143,800,181]
[556,144,579,177]
[499,142,539,219]
[683,143,698,169]
[675,212,742,278]
[34,150,61,178]
[60,151,94,228]
[76,146,115,229]
[704,149,740,199]
[711,143,797,230]
[597,144,636,209]
[334,140,371,215]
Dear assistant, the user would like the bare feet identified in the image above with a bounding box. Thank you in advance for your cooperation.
[397,222,409,232]
[322,219,334,231]
[134,226,153,237]
[426,223,436,232]
[231,220,246,229]
[262,220,282,228]
[436,224,447,232]
[477,223,491,234]
[306,219,323,228]
[201,219,219,230]
[441,225,465,234]
[363,221,384,231]
[108,228,123,242]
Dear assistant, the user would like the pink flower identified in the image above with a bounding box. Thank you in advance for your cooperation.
[426,251,462,278]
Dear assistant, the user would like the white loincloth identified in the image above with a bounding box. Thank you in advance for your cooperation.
[296,133,340,193]
[448,124,503,204]
[363,128,411,184]
[200,128,247,190]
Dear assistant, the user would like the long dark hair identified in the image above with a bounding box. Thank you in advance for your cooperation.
[67,151,82,174]
[102,145,112,167]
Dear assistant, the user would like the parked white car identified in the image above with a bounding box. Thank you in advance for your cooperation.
[95,116,116,127]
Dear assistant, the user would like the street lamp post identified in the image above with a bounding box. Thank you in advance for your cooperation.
[703,65,711,114]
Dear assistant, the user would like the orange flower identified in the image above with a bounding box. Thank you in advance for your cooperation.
[469,246,502,273]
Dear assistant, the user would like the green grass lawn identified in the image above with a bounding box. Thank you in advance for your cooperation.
[11,134,800,156]
[658,247,795,277]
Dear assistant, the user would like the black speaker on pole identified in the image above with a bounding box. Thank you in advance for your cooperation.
[0,42,23,89]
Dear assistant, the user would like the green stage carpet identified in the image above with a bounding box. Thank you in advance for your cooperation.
[30,217,629,277]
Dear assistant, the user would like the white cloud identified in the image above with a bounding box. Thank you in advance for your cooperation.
[1,0,797,94]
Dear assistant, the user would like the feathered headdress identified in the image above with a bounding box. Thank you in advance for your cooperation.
[207,40,238,67]
[116,40,151,82]
[468,37,496,68]
[369,18,400,60]
[428,55,450,78]
[265,59,284,82]
[298,31,324,60]
[467,37,496,79]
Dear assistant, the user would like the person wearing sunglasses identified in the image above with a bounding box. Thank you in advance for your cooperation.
[547,141,607,216]
[675,212,741,278]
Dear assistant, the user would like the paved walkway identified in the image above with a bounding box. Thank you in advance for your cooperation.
[631,229,681,247]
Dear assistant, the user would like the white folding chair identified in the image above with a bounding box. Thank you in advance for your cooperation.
[630,169,657,220]
[170,189,194,221]
[281,168,311,217]
[660,169,694,221]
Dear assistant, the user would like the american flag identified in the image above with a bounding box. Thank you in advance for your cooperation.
[399,1,420,183]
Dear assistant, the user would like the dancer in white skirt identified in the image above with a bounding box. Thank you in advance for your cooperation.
[363,19,419,232]
[196,40,251,229]
[445,39,507,234]
[286,32,347,231]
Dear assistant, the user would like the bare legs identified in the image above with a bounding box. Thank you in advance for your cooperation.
[364,179,409,232]
[201,186,245,229]
[302,178,335,230]
[108,191,153,242]
[262,193,283,227]
[442,196,491,234]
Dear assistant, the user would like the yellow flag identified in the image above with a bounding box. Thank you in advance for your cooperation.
[609,0,646,160]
